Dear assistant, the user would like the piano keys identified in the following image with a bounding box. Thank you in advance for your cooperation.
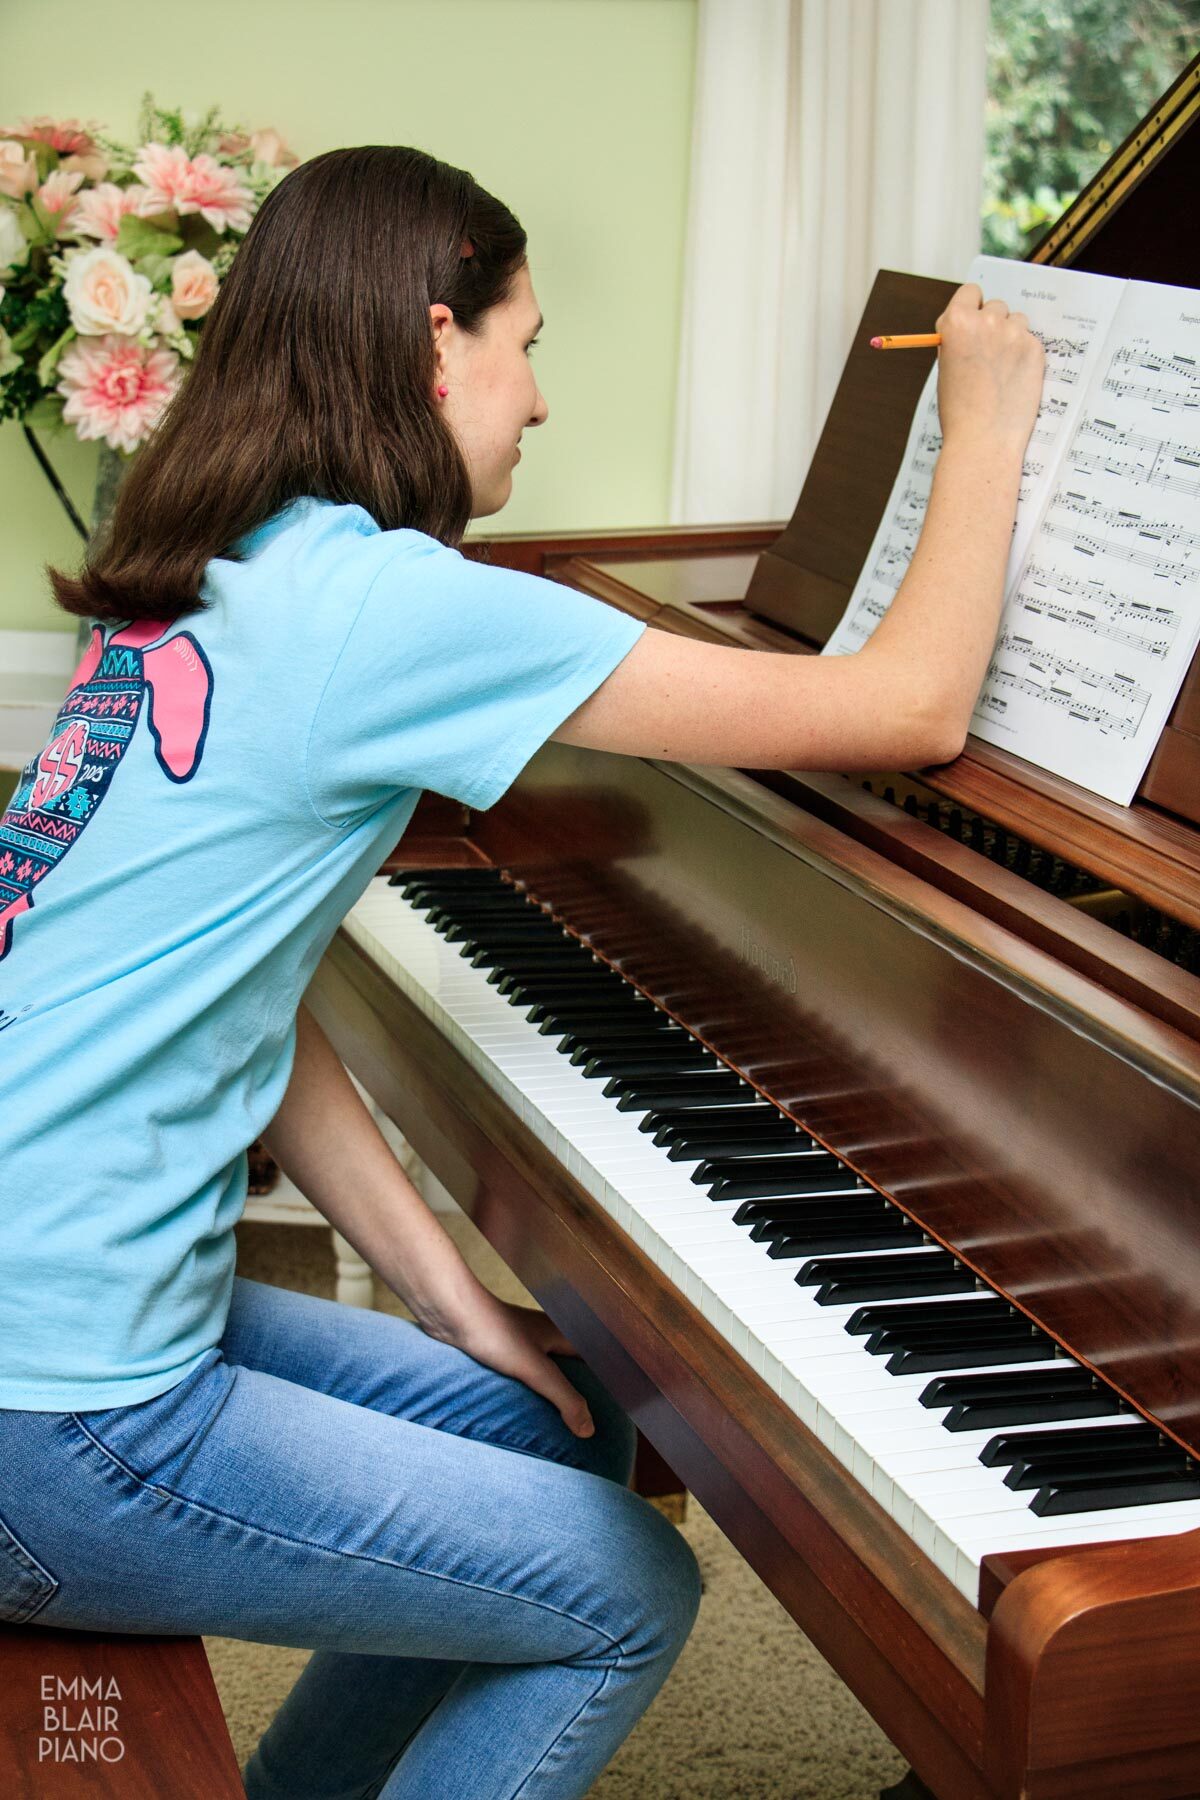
[342,861,1200,1598]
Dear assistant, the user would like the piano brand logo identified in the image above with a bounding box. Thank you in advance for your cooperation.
[738,924,798,995]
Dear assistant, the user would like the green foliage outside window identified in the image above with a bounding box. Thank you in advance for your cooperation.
[983,0,1200,258]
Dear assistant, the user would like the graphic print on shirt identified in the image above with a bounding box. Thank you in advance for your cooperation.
[0,619,214,961]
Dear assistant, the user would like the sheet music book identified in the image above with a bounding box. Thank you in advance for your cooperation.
[823,254,1200,805]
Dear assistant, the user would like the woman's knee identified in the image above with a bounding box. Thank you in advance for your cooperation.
[603,1489,702,1665]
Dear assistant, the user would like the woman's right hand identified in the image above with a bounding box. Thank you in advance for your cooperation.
[934,281,1046,458]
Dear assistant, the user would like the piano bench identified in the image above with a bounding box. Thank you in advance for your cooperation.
[0,1621,244,1798]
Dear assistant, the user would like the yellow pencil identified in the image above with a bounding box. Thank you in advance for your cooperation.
[869,333,942,350]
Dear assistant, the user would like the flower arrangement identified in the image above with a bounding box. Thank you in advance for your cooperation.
[0,94,299,526]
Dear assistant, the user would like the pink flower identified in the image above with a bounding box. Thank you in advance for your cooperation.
[248,128,299,169]
[60,148,110,183]
[170,249,218,320]
[70,181,154,242]
[37,168,85,234]
[133,142,253,233]
[0,140,38,199]
[57,334,180,453]
[1,116,103,157]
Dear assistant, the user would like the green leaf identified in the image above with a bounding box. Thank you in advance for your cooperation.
[37,324,76,387]
[115,215,184,261]
[24,394,66,429]
[9,318,41,352]
[15,198,51,246]
[135,253,176,290]
[178,216,224,259]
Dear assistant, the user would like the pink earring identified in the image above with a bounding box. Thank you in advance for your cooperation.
[437,384,449,397]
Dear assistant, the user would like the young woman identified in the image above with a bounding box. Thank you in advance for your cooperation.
[0,145,1043,1798]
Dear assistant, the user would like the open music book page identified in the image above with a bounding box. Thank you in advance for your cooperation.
[823,254,1200,806]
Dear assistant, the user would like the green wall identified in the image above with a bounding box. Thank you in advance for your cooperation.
[0,0,697,636]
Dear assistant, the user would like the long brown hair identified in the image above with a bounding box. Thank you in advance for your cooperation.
[50,145,527,624]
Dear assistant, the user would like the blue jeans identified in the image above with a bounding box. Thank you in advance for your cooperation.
[0,1275,702,1798]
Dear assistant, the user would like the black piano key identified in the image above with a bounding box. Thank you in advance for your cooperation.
[531,999,653,1028]
[846,1297,1016,1336]
[796,1250,975,1304]
[423,889,538,906]
[487,954,600,981]
[564,1036,690,1058]
[886,1333,1054,1375]
[768,1220,924,1258]
[641,1102,775,1137]
[556,1023,681,1055]
[698,1154,846,1193]
[866,1313,1048,1354]
[404,892,503,915]
[667,1130,809,1161]
[478,950,589,975]
[920,1369,1086,1411]
[707,1166,862,1202]
[767,1213,924,1257]
[745,1198,892,1238]
[1031,1470,1200,1516]
[563,1027,691,1055]
[498,974,626,1003]
[493,966,608,990]
[612,1072,749,1109]
[944,1391,1123,1431]
[1005,1446,1190,1491]
[978,1422,1162,1467]
[389,868,507,890]
[734,1194,889,1228]
[439,913,547,936]
[694,1152,845,1187]
[576,1043,715,1076]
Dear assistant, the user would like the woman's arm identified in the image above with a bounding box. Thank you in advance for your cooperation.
[259,1003,597,1435]
[553,283,1044,772]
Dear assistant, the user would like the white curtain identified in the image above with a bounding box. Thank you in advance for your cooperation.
[669,0,990,524]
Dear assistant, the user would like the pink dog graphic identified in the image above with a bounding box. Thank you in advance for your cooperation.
[0,619,213,961]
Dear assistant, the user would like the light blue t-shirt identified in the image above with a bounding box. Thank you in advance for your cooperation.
[0,497,645,1410]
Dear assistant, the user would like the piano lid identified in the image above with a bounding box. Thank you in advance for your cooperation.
[1030,51,1200,283]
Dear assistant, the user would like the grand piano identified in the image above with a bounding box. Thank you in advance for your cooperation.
[308,57,1200,1800]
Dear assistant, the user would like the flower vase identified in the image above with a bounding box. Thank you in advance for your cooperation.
[73,442,133,658]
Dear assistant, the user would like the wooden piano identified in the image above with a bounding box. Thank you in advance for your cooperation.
[308,56,1200,1800]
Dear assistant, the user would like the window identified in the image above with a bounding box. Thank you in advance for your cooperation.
[983,0,1199,257]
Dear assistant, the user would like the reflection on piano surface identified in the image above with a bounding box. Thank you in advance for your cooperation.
[310,54,1200,1800]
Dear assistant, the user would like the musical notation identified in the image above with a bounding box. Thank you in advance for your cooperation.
[825,254,1200,804]
[1018,563,1181,659]
[979,660,1144,740]
[1100,374,1200,412]
[1067,416,1200,499]
[1111,344,1200,384]
[1039,489,1200,586]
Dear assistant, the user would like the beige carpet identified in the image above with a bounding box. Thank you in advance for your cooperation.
[213,1215,908,1799]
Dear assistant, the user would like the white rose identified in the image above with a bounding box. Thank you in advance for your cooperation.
[63,245,153,336]
[0,204,28,273]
